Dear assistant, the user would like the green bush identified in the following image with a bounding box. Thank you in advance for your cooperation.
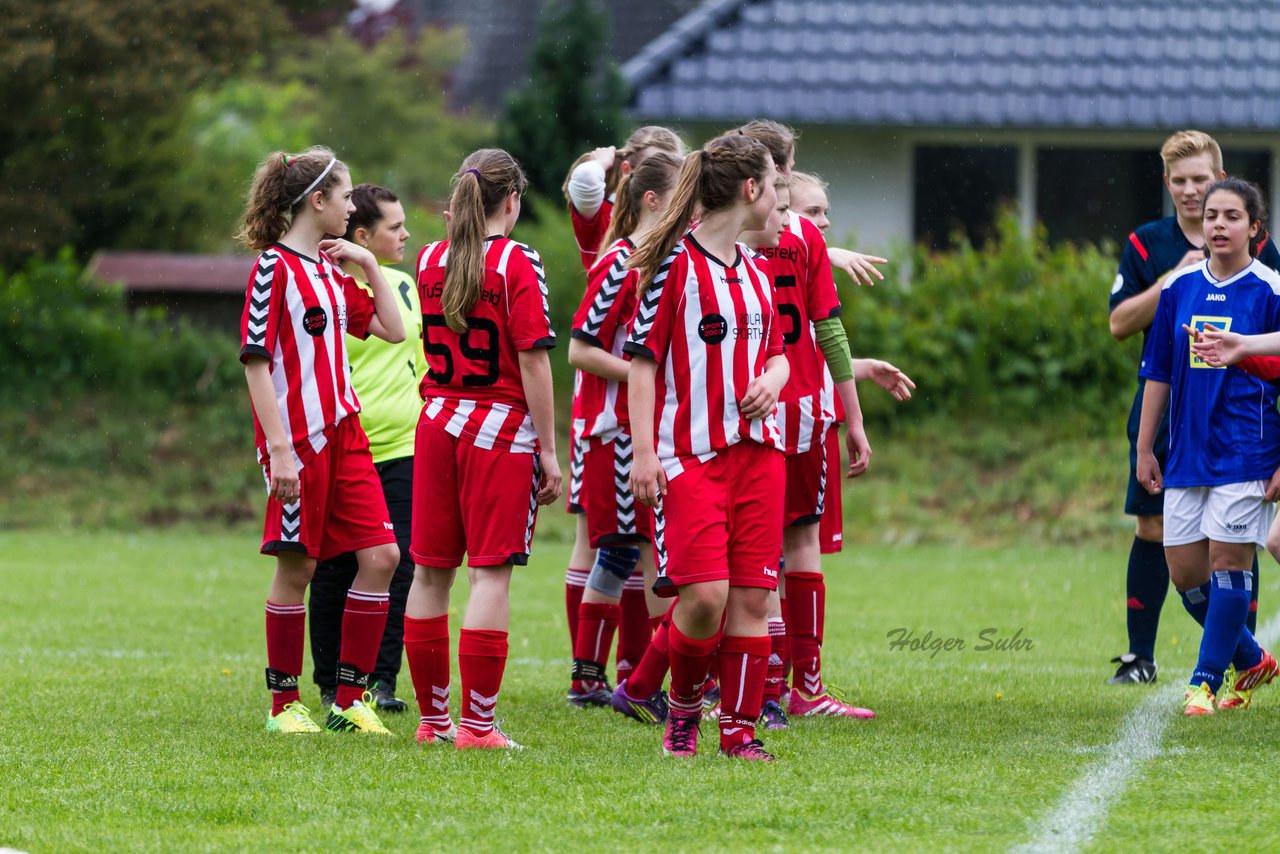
[848,213,1137,432]
[0,250,243,404]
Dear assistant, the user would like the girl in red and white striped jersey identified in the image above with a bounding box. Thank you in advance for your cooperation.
[237,146,407,735]
[563,126,686,271]
[561,126,686,666]
[790,172,847,558]
[626,134,790,761]
[564,151,684,713]
[789,170,914,558]
[404,149,562,750]
[741,122,914,724]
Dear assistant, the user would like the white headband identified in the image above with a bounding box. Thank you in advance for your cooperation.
[291,156,337,206]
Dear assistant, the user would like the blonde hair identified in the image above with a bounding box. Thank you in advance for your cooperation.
[237,146,347,252]
[627,134,771,285]
[561,125,685,201]
[791,171,828,191]
[1160,130,1223,176]
[600,151,683,250]
[444,149,528,333]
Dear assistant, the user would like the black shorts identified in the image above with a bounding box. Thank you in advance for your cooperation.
[1124,381,1169,517]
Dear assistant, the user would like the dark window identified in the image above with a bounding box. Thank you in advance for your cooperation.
[1037,148,1164,246]
[1037,147,1273,247]
[913,145,1018,249]
[1223,149,1272,214]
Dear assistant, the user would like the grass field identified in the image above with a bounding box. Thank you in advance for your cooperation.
[4,529,1280,853]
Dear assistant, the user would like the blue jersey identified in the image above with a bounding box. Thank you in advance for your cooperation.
[1139,258,1280,487]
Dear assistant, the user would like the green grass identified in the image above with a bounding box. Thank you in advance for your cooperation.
[5,531,1280,852]
[0,390,1131,547]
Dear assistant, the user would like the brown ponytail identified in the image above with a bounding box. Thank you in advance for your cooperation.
[237,146,347,252]
[560,125,685,201]
[600,151,682,250]
[736,119,798,172]
[443,149,528,333]
[628,134,770,285]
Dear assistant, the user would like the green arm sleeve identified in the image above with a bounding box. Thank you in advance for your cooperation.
[814,315,854,383]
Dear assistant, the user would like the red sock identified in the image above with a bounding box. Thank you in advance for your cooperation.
[786,572,825,696]
[335,590,390,709]
[565,567,589,648]
[705,650,720,685]
[616,581,651,684]
[667,621,720,717]
[628,604,675,698]
[458,628,508,736]
[779,595,791,689]
[573,601,620,691]
[405,615,451,729]
[265,602,306,715]
[718,634,771,750]
[763,618,787,703]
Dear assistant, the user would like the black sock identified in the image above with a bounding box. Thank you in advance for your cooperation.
[1248,552,1260,635]
[1126,536,1169,661]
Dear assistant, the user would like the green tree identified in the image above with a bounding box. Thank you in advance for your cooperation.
[154,28,490,254]
[497,0,627,199]
[0,0,284,266]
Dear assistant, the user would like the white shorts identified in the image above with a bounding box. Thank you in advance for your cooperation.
[1164,482,1275,548]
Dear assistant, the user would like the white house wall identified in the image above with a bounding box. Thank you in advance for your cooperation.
[660,123,1280,251]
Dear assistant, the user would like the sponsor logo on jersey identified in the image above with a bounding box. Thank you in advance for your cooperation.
[698,312,728,344]
[303,305,328,336]
[1205,292,1226,302]
[758,245,799,263]
[1188,315,1231,368]
[732,310,767,340]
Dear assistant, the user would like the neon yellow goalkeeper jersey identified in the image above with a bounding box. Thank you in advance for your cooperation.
[347,265,426,463]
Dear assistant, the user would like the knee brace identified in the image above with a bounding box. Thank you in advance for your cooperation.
[586,546,641,598]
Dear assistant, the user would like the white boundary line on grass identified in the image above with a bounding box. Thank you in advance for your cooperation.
[1012,609,1280,854]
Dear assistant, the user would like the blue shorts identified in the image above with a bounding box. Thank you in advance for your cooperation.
[1124,381,1169,517]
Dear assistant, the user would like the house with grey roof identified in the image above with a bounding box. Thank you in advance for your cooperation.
[623,0,1280,251]
[379,0,699,110]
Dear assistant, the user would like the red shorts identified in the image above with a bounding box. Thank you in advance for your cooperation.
[566,429,587,514]
[410,416,540,569]
[820,426,844,553]
[652,441,785,597]
[784,436,829,528]
[260,415,395,561]
[582,431,653,548]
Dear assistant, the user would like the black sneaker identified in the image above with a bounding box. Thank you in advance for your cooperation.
[320,686,337,710]
[369,681,408,713]
[1108,654,1157,684]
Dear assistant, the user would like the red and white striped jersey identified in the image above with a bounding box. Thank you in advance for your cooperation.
[624,235,785,478]
[239,244,374,468]
[757,212,842,454]
[415,236,556,454]
[570,196,614,271]
[570,238,639,443]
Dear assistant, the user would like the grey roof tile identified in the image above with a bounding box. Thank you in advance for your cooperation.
[624,0,1280,130]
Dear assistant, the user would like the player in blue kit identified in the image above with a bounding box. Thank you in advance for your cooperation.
[1136,177,1280,714]
[1107,131,1279,683]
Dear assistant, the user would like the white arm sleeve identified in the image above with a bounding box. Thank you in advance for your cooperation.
[567,161,607,218]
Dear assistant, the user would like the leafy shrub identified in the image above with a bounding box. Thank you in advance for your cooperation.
[847,213,1137,432]
[0,250,243,404]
